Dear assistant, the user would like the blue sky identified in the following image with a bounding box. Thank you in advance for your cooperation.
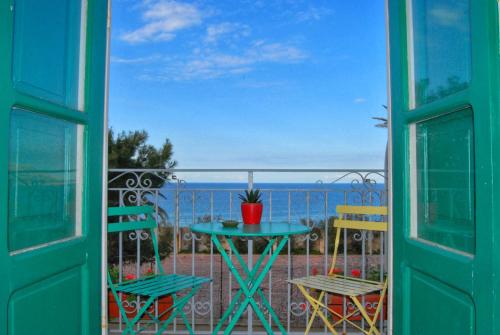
[109,0,387,180]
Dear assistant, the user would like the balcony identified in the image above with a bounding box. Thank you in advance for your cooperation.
[107,168,388,334]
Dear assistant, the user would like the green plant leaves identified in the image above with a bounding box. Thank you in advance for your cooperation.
[238,189,262,203]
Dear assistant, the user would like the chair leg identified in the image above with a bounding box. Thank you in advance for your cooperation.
[305,290,325,335]
[122,296,157,335]
[155,285,202,335]
[350,296,381,335]
[296,285,338,335]
[366,281,388,335]
[110,288,155,334]
[172,293,195,335]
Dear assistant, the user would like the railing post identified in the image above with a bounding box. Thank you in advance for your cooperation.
[175,179,180,275]
[247,170,254,335]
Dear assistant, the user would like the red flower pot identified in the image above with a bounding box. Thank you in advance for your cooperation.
[108,290,173,321]
[241,203,263,224]
[328,293,387,321]
[108,291,120,319]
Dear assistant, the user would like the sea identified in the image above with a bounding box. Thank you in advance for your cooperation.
[159,183,386,226]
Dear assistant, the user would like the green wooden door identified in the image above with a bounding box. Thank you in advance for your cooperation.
[388,0,500,333]
[0,1,108,334]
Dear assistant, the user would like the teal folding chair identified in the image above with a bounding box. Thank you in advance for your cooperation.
[108,206,211,335]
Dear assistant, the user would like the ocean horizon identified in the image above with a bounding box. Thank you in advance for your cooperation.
[160,182,387,226]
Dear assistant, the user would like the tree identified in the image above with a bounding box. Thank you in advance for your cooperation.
[108,129,177,209]
[107,129,177,264]
[108,129,177,170]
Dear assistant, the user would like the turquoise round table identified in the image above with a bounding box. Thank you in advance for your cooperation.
[190,222,311,335]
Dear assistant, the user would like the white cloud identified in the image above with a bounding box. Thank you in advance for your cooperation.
[121,1,203,44]
[118,2,309,81]
[250,40,306,63]
[354,98,366,104]
[205,22,251,44]
[140,41,307,81]
[111,54,162,64]
[163,55,253,80]
[296,6,333,22]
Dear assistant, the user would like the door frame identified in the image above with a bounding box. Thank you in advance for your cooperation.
[97,1,412,334]
[384,0,394,334]
[101,0,111,334]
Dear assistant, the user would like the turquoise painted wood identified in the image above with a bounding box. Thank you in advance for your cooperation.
[191,222,311,335]
[108,205,154,216]
[190,221,311,237]
[388,0,500,333]
[0,1,108,334]
[108,206,211,335]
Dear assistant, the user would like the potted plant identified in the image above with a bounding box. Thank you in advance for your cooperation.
[239,189,263,225]
[328,268,388,321]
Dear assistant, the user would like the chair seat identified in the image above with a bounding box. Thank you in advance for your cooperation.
[115,274,211,298]
[289,275,384,296]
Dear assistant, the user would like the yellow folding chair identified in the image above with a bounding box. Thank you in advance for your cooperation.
[289,205,388,335]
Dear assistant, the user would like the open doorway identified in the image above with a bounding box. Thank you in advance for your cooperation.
[106,1,388,334]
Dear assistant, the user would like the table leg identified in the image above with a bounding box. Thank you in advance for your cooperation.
[248,239,253,335]
[212,235,289,335]
[226,239,287,334]
[213,239,276,334]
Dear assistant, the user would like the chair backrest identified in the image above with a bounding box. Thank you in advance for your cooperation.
[107,206,163,277]
[328,205,388,275]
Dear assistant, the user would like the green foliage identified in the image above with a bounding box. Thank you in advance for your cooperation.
[109,265,120,283]
[108,129,177,212]
[108,128,177,170]
[238,189,263,203]
[107,129,177,264]
[107,226,173,264]
[366,265,387,281]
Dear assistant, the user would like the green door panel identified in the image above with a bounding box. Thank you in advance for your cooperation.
[412,108,475,254]
[12,0,84,109]
[8,109,83,251]
[388,0,499,334]
[408,0,472,107]
[0,0,108,334]
[9,268,82,335]
[404,267,474,335]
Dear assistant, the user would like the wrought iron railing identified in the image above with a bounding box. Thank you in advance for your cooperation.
[107,169,387,334]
